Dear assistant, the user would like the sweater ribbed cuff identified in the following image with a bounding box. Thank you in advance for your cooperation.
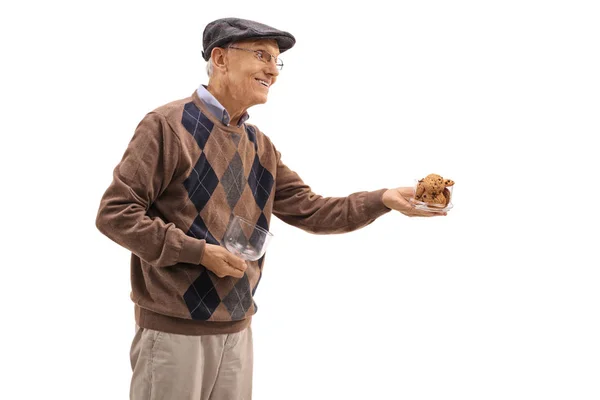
[364,188,392,217]
[178,235,206,265]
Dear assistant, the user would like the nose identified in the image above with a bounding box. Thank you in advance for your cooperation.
[266,60,280,78]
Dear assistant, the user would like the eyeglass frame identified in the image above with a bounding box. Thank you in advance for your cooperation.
[226,46,284,70]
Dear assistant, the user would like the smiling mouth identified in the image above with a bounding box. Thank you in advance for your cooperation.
[255,78,270,88]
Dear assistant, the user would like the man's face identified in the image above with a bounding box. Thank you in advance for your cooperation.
[223,39,281,108]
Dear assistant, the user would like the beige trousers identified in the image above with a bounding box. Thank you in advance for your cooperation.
[130,325,253,400]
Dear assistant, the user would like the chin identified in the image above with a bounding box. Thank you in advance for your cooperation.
[255,95,269,105]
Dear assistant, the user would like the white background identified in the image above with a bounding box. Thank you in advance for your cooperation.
[1,0,599,399]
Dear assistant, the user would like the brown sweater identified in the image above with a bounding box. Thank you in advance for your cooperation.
[96,90,391,335]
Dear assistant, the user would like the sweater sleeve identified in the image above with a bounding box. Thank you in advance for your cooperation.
[95,112,205,267]
[272,150,391,234]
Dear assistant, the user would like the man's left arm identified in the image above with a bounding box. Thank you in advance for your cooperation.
[272,150,391,234]
[272,151,446,234]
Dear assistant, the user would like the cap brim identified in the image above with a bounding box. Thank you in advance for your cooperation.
[204,33,296,60]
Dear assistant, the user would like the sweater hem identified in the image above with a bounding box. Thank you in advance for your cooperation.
[135,305,251,336]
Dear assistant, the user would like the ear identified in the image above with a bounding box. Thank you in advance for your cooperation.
[210,47,228,72]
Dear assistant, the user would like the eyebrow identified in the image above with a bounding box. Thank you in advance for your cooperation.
[254,48,280,57]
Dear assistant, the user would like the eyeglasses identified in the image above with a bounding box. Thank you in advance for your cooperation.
[227,46,284,70]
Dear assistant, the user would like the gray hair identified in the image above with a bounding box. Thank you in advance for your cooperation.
[206,57,214,77]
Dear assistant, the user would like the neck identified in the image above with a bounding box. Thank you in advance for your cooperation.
[206,81,247,126]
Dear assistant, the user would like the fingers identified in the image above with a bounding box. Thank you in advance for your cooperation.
[214,260,246,279]
[215,267,244,279]
[224,265,245,279]
[226,254,247,272]
[220,253,247,279]
[401,191,448,217]
[392,187,448,217]
[401,202,447,217]
[203,244,248,279]
[413,209,447,217]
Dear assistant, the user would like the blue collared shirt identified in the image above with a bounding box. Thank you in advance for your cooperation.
[196,85,250,127]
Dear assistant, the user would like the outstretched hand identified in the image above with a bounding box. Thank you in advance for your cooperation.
[382,187,447,217]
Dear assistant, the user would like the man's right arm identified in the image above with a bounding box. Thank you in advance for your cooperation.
[95,112,247,277]
[95,112,205,268]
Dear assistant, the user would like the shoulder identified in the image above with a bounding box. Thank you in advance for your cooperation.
[151,94,194,122]
[139,94,197,144]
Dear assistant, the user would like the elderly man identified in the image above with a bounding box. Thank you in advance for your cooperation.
[96,17,444,400]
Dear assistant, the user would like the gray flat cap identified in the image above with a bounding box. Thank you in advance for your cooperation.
[202,18,296,61]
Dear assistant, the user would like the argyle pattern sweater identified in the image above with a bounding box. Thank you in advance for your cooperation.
[96,90,391,335]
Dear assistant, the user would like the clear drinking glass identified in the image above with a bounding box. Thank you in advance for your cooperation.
[223,215,274,261]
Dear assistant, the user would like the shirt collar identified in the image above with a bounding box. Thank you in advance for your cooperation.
[196,84,250,127]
